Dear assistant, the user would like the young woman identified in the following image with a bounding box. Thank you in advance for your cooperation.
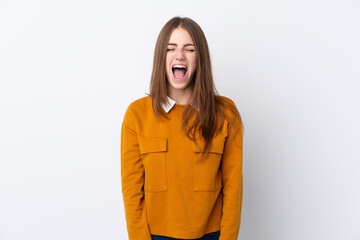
[121,17,243,240]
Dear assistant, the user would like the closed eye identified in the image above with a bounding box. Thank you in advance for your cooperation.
[167,49,175,51]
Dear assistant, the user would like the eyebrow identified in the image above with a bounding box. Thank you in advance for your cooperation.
[168,43,195,47]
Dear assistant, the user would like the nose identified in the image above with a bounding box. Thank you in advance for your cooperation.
[175,49,185,60]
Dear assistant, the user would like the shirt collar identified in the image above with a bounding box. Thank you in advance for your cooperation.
[161,96,177,113]
[161,96,198,113]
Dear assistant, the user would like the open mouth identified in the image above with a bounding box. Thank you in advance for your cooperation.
[172,64,187,80]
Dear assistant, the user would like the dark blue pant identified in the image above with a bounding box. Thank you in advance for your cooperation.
[151,230,220,240]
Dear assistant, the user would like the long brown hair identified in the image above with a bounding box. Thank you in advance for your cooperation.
[149,16,242,158]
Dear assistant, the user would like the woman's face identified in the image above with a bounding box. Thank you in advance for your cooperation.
[165,27,197,97]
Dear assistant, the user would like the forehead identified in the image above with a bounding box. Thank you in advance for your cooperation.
[168,28,194,44]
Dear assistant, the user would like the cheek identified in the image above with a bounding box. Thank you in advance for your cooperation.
[166,52,173,64]
[192,55,197,67]
[165,56,170,67]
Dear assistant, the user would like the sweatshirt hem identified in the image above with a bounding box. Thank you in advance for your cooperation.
[150,226,221,239]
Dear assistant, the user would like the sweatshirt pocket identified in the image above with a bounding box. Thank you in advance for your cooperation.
[139,137,168,192]
[192,135,225,192]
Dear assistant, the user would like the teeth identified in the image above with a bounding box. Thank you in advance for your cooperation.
[173,65,187,69]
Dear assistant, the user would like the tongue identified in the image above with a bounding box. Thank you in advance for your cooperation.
[174,69,186,79]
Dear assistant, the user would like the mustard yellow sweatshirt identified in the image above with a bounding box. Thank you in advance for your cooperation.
[121,95,243,240]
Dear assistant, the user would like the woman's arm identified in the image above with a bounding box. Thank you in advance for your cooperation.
[121,107,152,240]
[219,106,244,240]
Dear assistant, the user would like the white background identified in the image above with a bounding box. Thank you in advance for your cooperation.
[1,0,359,239]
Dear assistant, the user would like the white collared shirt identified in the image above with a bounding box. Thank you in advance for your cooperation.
[161,96,177,113]
[161,96,198,113]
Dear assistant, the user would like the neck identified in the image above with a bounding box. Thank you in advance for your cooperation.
[167,84,193,105]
